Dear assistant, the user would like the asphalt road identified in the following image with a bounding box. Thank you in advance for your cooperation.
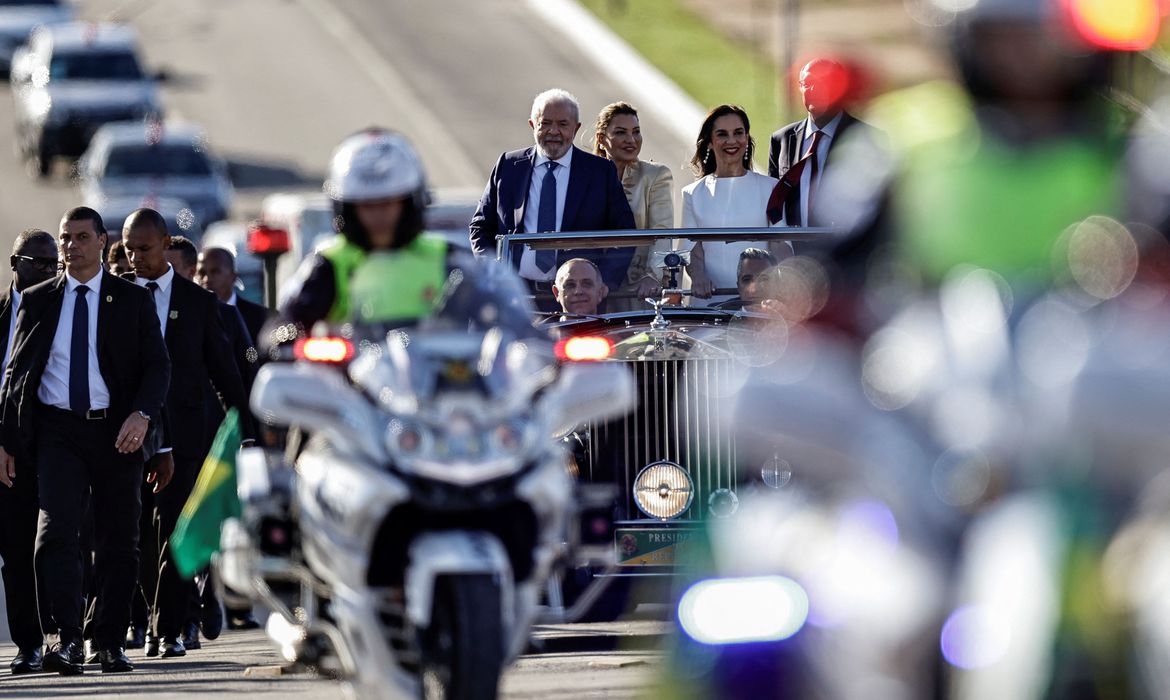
[0,0,693,286]
[0,625,665,698]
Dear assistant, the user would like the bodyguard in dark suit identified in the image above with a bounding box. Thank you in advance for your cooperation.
[0,229,59,674]
[469,89,636,298]
[121,208,253,659]
[767,59,877,228]
[197,246,272,346]
[0,207,170,675]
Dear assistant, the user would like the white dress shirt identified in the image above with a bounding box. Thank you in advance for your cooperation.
[681,170,783,292]
[226,290,238,306]
[38,270,111,411]
[519,147,573,282]
[135,264,176,337]
[796,112,842,227]
[3,286,21,377]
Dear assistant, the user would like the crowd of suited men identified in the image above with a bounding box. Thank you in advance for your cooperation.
[0,205,272,675]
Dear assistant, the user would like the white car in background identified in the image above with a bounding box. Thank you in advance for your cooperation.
[10,21,163,177]
[78,121,233,229]
[101,195,204,243]
[0,0,73,76]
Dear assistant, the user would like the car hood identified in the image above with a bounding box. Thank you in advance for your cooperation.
[0,7,73,40]
[48,81,158,110]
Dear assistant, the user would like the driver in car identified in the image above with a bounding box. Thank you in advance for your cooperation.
[713,248,779,311]
[548,258,609,321]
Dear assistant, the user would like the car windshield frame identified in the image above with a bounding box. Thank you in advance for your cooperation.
[0,0,59,6]
[498,226,839,314]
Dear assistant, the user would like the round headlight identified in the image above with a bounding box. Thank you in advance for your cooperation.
[633,461,694,520]
[708,488,739,518]
[387,419,428,457]
[491,421,528,455]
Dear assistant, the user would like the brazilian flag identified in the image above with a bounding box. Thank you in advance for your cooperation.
[169,408,242,578]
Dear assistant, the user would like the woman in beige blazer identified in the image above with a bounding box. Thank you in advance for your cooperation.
[593,102,675,311]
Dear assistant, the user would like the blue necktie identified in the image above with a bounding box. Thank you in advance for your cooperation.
[535,161,558,273]
[69,285,90,416]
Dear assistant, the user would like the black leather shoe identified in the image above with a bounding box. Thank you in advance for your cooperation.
[227,612,260,630]
[97,648,133,673]
[182,623,202,650]
[125,625,146,649]
[145,633,160,658]
[42,641,83,676]
[83,639,98,665]
[10,647,43,674]
[161,638,186,658]
[201,599,223,641]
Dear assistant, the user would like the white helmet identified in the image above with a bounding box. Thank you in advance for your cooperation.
[323,128,426,203]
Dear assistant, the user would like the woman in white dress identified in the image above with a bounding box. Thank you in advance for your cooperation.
[680,104,786,299]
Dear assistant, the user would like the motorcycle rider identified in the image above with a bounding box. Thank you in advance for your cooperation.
[280,127,470,331]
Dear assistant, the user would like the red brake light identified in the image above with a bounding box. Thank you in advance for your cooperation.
[555,336,613,362]
[247,223,291,256]
[295,337,354,363]
[1065,0,1162,51]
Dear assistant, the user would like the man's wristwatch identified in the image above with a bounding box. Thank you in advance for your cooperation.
[136,411,151,422]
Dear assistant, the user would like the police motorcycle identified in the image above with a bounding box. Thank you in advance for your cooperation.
[217,259,635,699]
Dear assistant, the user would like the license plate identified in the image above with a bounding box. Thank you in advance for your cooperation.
[614,528,697,567]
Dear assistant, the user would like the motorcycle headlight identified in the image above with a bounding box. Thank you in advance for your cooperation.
[633,461,694,520]
[491,420,530,456]
[386,419,430,460]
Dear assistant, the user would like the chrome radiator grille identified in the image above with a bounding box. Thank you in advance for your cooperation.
[584,359,739,520]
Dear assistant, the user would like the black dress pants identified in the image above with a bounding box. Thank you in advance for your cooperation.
[151,455,198,640]
[0,457,46,651]
[34,404,142,649]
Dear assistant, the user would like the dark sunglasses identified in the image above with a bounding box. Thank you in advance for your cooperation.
[12,255,59,271]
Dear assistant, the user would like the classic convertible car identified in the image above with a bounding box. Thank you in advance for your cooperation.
[496,227,836,618]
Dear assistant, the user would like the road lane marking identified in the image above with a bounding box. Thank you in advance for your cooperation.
[526,0,706,146]
[294,0,481,185]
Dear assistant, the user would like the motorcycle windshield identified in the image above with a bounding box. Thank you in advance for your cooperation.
[347,257,555,417]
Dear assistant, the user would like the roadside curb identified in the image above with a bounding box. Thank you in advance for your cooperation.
[526,0,706,146]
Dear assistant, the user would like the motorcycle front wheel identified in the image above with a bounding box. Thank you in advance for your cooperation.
[420,574,504,700]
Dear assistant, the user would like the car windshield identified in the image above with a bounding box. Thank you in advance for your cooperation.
[102,144,213,177]
[49,51,143,81]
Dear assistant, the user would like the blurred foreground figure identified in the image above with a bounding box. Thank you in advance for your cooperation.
[658,1,1170,698]
[818,0,1170,330]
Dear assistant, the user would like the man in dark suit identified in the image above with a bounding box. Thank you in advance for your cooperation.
[121,208,253,659]
[469,88,636,306]
[768,59,877,228]
[165,235,259,645]
[0,206,171,675]
[0,229,59,674]
[196,246,271,345]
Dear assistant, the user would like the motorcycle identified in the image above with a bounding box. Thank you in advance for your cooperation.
[216,262,635,699]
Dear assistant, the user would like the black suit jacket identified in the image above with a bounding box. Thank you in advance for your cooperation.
[0,289,13,372]
[468,145,637,290]
[1,273,170,457]
[767,112,868,225]
[235,296,270,349]
[148,274,254,461]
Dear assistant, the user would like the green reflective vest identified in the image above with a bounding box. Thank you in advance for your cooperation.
[319,234,448,323]
[869,81,1125,287]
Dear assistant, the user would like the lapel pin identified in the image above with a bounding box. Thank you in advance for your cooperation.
[106,295,113,303]
[169,310,179,320]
